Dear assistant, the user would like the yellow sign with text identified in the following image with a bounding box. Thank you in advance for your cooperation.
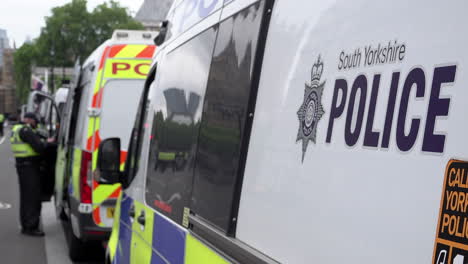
[104,59,151,79]
[433,160,468,264]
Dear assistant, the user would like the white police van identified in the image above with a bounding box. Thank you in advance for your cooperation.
[96,0,468,263]
[54,30,156,261]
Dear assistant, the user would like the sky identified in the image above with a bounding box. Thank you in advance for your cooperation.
[0,0,144,47]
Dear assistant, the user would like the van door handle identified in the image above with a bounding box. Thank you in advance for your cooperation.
[137,211,146,226]
[129,205,135,218]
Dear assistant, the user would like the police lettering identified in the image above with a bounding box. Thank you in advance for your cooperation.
[449,167,468,189]
[180,0,220,32]
[112,62,130,74]
[338,41,406,70]
[326,65,456,153]
[112,62,150,76]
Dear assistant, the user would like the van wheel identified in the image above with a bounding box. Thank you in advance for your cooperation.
[68,230,87,261]
[56,203,68,221]
[105,249,112,264]
[53,192,68,221]
[58,207,68,221]
[62,218,87,261]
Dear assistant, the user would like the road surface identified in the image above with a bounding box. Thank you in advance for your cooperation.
[0,126,103,264]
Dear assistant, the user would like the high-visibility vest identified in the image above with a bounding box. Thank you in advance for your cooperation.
[0,114,4,123]
[10,124,40,158]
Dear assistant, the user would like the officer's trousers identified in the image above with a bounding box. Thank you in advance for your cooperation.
[16,160,41,230]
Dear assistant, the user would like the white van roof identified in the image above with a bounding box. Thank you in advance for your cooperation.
[54,87,68,104]
[111,30,156,43]
[83,30,157,67]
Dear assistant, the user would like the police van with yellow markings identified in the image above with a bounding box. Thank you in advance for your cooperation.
[54,30,157,261]
[95,0,468,263]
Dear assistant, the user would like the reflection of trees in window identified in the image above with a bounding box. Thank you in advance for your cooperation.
[154,88,200,173]
[147,88,202,223]
[145,27,217,225]
[192,2,264,232]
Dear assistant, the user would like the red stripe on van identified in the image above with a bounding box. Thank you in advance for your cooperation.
[109,186,122,198]
[92,93,97,108]
[154,200,172,213]
[86,136,93,151]
[93,208,102,225]
[86,131,101,151]
[91,88,104,108]
[136,46,156,58]
[99,47,110,70]
[94,131,101,152]
[96,88,104,108]
[109,45,126,58]
[120,151,127,165]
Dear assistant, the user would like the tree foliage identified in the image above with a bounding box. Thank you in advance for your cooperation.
[13,43,37,104]
[14,0,144,102]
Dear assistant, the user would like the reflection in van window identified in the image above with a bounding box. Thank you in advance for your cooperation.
[191,1,265,232]
[74,81,91,147]
[145,27,217,225]
[99,79,145,149]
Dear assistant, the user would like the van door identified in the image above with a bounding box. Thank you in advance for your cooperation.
[55,63,82,213]
[111,64,159,263]
[142,19,221,263]
[130,202,154,263]
[88,44,155,228]
[55,62,92,216]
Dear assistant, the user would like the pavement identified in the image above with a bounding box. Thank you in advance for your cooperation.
[0,126,103,264]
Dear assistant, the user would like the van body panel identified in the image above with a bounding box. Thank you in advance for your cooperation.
[236,0,468,263]
[55,31,157,246]
[86,44,154,228]
[166,0,224,43]
[110,0,270,263]
[110,0,468,263]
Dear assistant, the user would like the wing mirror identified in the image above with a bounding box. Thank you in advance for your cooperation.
[154,20,169,46]
[96,138,122,184]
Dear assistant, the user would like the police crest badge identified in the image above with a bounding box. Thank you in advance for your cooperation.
[297,55,325,162]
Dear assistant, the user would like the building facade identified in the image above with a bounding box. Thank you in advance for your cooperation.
[135,0,174,30]
[0,29,10,67]
[0,29,16,115]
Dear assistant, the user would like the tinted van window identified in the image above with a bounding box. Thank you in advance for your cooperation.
[145,27,217,224]
[99,79,145,149]
[191,1,265,232]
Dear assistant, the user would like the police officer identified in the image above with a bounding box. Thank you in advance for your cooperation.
[10,112,54,236]
[0,113,5,137]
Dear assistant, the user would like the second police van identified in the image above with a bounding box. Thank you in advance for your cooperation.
[54,30,156,260]
[96,0,468,263]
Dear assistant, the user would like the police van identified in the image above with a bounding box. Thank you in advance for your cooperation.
[53,87,69,120]
[54,30,156,260]
[95,0,468,263]
[26,91,56,136]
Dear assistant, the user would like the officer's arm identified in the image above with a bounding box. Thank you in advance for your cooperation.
[18,127,47,154]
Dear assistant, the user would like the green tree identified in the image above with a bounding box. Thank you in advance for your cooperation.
[14,0,144,98]
[36,0,90,67]
[90,1,144,48]
[37,0,144,66]
[13,43,38,103]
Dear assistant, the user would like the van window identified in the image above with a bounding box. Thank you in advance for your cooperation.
[123,92,148,188]
[73,80,91,147]
[58,86,75,145]
[145,27,217,224]
[191,1,265,232]
[57,102,65,117]
[99,79,145,149]
[68,82,86,146]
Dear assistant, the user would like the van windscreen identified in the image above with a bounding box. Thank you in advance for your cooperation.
[99,79,145,150]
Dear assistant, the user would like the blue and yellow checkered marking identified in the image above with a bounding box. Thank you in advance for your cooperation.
[110,195,231,264]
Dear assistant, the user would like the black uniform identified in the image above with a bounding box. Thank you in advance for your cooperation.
[14,125,48,232]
